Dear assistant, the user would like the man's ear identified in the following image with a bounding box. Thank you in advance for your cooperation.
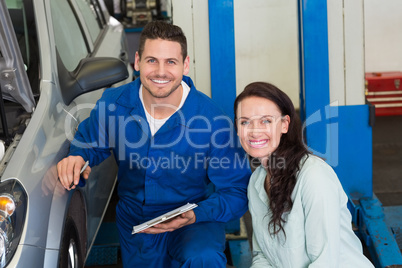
[134,51,140,72]
[183,56,190,75]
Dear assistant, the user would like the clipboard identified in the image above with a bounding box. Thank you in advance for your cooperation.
[132,203,198,234]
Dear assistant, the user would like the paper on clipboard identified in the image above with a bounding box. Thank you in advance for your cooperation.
[132,203,198,234]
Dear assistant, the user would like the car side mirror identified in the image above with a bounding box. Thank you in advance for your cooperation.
[57,52,129,105]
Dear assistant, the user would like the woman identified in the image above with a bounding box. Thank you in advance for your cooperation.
[234,82,373,267]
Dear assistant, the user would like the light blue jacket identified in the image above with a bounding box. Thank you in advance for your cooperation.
[69,76,251,229]
[248,155,373,267]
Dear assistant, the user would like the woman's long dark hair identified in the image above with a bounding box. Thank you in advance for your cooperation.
[234,82,310,236]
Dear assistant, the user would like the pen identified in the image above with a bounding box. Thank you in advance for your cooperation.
[69,160,89,188]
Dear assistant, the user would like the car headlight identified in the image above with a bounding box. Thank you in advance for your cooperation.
[0,180,27,267]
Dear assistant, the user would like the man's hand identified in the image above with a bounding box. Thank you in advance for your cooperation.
[140,210,196,234]
[57,155,91,190]
[42,165,65,197]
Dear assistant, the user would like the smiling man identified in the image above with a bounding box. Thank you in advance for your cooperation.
[57,21,251,267]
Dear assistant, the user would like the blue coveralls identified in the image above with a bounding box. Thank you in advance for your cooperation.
[69,76,251,267]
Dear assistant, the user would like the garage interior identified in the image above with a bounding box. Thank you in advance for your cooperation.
[85,0,402,267]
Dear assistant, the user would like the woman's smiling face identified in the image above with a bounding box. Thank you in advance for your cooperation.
[236,96,289,163]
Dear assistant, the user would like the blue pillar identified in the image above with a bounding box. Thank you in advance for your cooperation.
[299,0,372,198]
[208,0,237,119]
[298,0,330,154]
[208,0,241,234]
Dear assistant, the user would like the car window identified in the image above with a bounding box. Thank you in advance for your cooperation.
[91,0,106,26]
[50,0,88,71]
[74,0,102,44]
[5,1,28,65]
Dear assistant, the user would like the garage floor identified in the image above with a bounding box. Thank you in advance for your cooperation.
[372,115,402,206]
[85,115,402,267]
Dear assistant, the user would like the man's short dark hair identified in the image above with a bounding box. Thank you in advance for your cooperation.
[138,21,187,61]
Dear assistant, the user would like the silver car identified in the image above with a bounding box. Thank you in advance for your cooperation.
[0,0,132,266]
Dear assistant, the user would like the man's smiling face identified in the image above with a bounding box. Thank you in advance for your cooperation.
[135,38,190,102]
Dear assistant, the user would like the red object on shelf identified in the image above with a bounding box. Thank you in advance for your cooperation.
[365,72,402,116]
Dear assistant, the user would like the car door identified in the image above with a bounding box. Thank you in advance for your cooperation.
[46,0,131,260]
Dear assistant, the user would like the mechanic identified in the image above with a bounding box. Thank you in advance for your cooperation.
[57,21,251,267]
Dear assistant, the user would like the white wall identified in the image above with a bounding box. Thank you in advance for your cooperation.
[172,0,211,97]
[364,0,402,73]
[172,0,300,106]
[327,0,365,106]
[327,0,402,106]
[169,0,395,110]
[234,0,300,109]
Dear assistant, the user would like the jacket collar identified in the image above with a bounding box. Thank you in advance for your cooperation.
[115,76,200,131]
[115,77,142,108]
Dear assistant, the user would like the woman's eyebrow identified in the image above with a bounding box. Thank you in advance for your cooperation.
[238,115,276,120]
[260,115,276,118]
